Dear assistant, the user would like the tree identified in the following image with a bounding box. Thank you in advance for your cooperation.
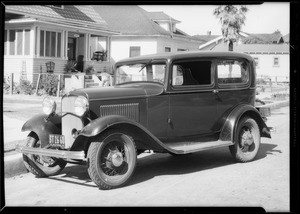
[213,5,248,51]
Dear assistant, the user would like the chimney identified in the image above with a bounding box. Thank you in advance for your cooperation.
[207,31,211,35]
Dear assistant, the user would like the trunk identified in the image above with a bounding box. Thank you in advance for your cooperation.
[228,40,233,51]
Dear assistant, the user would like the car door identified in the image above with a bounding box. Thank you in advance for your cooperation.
[167,58,219,141]
[215,58,253,131]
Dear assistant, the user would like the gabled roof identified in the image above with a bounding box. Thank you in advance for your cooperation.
[283,34,290,43]
[193,34,221,43]
[145,11,180,23]
[93,5,171,36]
[92,5,200,42]
[209,43,289,53]
[5,5,108,28]
[242,31,284,44]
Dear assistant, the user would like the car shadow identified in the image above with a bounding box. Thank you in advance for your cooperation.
[48,142,279,188]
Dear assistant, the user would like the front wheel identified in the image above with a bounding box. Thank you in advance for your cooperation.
[87,130,137,190]
[229,117,261,162]
[22,132,67,177]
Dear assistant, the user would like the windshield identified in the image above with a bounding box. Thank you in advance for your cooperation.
[115,63,166,85]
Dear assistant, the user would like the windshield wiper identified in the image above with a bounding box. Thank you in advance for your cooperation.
[138,59,152,73]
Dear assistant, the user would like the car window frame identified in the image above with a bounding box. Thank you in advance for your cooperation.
[114,59,168,86]
[169,58,216,92]
[216,58,251,90]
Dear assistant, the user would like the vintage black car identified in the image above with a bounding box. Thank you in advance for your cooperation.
[16,51,271,190]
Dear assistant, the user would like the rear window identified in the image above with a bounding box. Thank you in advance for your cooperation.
[217,60,249,85]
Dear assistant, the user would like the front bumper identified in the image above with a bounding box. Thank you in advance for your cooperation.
[15,145,85,160]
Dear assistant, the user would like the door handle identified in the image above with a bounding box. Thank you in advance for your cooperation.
[213,89,219,94]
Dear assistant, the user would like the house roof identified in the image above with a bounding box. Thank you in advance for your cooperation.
[5,5,114,32]
[93,5,171,36]
[242,31,283,44]
[193,35,221,43]
[283,34,290,43]
[92,5,199,41]
[209,43,289,53]
[145,11,180,23]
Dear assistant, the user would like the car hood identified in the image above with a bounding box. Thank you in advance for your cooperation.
[68,82,165,101]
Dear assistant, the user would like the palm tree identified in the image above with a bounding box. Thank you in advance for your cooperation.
[213,5,248,51]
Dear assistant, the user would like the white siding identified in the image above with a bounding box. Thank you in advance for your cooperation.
[111,37,157,62]
[252,53,289,82]
[156,37,201,53]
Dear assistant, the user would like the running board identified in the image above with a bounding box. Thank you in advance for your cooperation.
[164,140,234,154]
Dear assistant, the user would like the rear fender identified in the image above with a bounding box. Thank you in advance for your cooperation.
[220,104,271,142]
[79,115,176,153]
[21,114,61,147]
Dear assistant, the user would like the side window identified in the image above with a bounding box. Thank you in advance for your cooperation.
[217,60,249,85]
[172,60,212,86]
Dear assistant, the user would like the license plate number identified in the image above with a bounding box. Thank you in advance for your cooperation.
[49,134,65,148]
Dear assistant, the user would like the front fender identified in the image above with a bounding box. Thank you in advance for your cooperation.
[79,115,178,153]
[220,104,271,142]
[22,114,61,147]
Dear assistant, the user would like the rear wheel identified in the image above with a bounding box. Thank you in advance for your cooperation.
[23,132,67,177]
[229,117,261,162]
[87,130,137,190]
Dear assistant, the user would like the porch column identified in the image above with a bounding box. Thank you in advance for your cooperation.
[64,30,68,60]
[85,33,91,61]
[36,26,40,57]
[106,36,111,62]
[30,26,36,57]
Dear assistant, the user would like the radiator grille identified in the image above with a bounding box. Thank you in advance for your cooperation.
[100,103,139,122]
[61,96,83,149]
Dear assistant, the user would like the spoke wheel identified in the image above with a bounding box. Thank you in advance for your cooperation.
[23,132,67,177]
[229,117,260,162]
[87,130,137,190]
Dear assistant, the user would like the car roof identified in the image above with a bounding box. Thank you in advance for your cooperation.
[116,51,254,65]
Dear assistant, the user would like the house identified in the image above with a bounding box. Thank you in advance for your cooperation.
[198,31,290,82]
[92,6,204,62]
[4,5,119,85]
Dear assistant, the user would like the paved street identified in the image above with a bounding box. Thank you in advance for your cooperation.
[4,106,289,211]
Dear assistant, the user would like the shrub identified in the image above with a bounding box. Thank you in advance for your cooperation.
[18,79,34,95]
[39,74,59,96]
[85,65,94,74]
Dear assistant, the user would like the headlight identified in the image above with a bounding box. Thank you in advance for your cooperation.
[42,96,56,115]
[74,96,89,116]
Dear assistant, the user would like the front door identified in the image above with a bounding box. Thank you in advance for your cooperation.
[167,59,219,141]
[68,38,76,60]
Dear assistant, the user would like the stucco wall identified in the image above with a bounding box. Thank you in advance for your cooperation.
[252,53,289,82]
[111,37,157,62]
[156,37,201,53]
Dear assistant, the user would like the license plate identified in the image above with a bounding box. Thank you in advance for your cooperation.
[49,134,65,148]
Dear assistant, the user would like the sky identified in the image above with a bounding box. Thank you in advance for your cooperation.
[140,3,290,36]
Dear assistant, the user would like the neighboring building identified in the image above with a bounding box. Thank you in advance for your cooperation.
[93,6,204,62]
[198,31,290,82]
[4,5,119,85]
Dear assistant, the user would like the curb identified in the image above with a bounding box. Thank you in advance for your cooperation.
[4,153,28,178]
[4,100,290,178]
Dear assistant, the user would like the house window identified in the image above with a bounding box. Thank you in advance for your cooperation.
[165,47,171,52]
[273,57,279,66]
[40,30,62,58]
[5,29,30,56]
[129,46,140,57]
[253,57,259,67]
[177,48,187,52]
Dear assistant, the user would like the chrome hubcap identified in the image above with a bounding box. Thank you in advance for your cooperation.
[111,152,124,167]
[241,130,254,146]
